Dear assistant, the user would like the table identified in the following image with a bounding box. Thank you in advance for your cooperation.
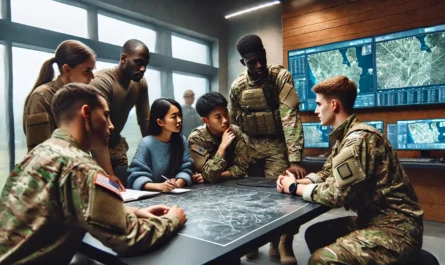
[80,177,329,265]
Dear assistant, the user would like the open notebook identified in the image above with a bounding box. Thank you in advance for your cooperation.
[121,189,160,202]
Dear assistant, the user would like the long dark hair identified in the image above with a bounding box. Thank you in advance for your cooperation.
[24,40,96,108]
[148,98,184,178]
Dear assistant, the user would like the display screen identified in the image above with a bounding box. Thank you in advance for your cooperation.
[386,124,398,149]
[397,119,445,150]
[288,24,445,111]
[364,121,384,133]
[303,122,331,148]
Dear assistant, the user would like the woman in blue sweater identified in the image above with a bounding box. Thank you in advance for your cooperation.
[128,98,193,191]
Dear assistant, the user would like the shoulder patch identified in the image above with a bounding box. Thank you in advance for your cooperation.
[94,173,122,199]
[191,144,207,156]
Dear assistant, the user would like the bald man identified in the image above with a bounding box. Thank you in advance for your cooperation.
[182,89,202,137]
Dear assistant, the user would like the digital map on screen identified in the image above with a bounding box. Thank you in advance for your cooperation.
[407,121,445,144]
[376,32,445,90]
[307,45,374,94]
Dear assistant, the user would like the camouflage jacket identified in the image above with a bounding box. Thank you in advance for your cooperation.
[303,114,423,227]
[188,125,250,183]
[0,130,181,265]
[229,65,304,162]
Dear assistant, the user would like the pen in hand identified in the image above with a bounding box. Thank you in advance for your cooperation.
[161,175,178,188]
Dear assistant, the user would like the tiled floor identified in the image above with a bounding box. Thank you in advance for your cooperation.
[240,208,445,265]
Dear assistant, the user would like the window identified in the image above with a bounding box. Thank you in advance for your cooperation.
[172,35,209,65]
[98,14,156,52]
[95,60,116,73]
[121,69,161,163]
[173,72,208,107]
[0,44,8,189]
[95,60,160,106]
[11,0,88,38]
[0,0,3,19]
[12,46,57,163]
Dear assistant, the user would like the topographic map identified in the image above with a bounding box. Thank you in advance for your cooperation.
[408,121,445,144]
[376,32,445,89]
[127,186,307,246]
[307,45,374,94]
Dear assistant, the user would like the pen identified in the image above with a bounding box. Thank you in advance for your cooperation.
[161,175,178,187]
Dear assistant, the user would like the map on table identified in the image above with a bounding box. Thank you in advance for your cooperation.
[127,186,308,246]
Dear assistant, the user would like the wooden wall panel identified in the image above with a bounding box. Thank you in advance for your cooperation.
[283,0,445,222]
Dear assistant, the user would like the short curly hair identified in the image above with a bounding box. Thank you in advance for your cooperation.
[236,34,264,57]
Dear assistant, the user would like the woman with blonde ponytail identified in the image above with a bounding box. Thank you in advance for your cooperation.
[23,40,96,152]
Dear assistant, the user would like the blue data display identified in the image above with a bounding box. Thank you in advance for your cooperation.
[397,119,445,150]
[288,38,374,111]
[386,124,398,149]
[303,122,331,148]
[364,121,384,133]
[288,24,445,112]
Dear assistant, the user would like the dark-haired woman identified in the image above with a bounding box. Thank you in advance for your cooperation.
[128,98,193,192]
[23,40,96,152]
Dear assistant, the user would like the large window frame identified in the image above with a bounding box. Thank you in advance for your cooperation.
[0,0,218,172]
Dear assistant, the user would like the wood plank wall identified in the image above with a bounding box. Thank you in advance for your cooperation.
[282,0,445,222]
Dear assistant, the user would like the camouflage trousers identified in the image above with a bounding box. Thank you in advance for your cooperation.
[109,137,129,187]
[305,216,422,265]
[248,152,289,179]
[109,136,129,168]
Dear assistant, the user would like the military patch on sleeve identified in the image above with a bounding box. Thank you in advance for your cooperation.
[336,162,353,180]
[332,146,366,189]
[94,173,122,199]
[191,144,207,156]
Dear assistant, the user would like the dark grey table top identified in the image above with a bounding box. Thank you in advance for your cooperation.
[80,178,329,265]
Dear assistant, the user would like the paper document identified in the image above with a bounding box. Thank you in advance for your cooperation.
[121,189,159,202]
[167,188,191,194]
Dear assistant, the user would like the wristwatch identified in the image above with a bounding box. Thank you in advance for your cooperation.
[288,181,299,196]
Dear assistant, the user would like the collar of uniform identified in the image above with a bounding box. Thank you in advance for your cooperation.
[330,114,359,142]
[54,75,65,90]
[203,125,222,143]
[52,129,82,150]
[245,65,272,87]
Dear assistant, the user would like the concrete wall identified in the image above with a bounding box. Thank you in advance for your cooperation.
[226,3,283,96]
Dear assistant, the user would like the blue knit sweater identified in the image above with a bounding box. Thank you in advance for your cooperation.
[127,135,193,190]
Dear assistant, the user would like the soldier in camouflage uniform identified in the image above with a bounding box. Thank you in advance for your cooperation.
[230,34,303,265]
[188,92,250,183]
[277,76,423,265]
[0,83,187,265]
[229,34,305,181]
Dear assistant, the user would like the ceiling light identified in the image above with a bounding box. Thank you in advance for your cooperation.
[225,1,280,19]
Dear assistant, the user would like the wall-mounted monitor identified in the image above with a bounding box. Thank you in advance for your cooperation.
[364,121,384,133]
[288,37,375,111]
[302,122,331,148]
[375,25,445,107]
[386,123,398,148]
[288,24,445,111]
[396,119,445,150]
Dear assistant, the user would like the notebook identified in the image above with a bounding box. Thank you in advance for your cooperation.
[167,188,191,194]
[121,189,160,202]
